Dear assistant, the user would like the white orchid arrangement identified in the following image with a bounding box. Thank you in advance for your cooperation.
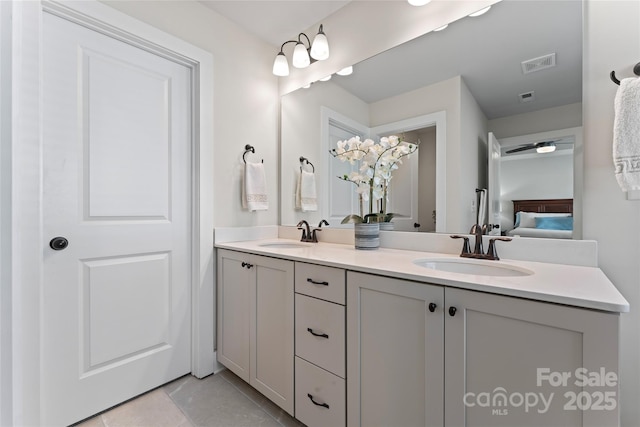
[330,135,418,223]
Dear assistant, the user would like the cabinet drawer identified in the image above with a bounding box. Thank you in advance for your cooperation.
[295,262,345,305]
[295,294,345,377]
[295,357,345,427]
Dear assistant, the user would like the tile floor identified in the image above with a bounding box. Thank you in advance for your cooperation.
[76,370,305,427]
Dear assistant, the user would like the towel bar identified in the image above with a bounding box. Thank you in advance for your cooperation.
[243,144,263,163]
[610,62,640,85]
[299,156,315,172]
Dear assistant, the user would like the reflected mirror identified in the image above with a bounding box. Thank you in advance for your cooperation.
[280,0,582,237]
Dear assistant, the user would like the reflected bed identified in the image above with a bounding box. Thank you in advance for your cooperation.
[507,199,573,239]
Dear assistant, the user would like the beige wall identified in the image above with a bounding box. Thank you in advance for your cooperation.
[583,1,640,425]
[460,78,489,227]
[280,81,369,226]
[370,76,466,231]
[488,102,582,139]
[104,0,280,228]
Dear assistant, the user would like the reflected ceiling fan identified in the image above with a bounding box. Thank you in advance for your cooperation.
[504,139,571,154]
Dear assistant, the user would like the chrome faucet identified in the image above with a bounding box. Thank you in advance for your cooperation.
[451,224,512,260]
[296,220,313,242]
[469,224,484,255]
[311,219,329,243]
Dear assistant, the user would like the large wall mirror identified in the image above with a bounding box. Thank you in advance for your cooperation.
[280,0,583,238]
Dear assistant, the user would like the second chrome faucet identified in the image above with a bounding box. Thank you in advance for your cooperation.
[451,224,511,261]
[296,220,329,243]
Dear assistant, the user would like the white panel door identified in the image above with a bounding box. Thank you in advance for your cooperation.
[386,152,419,231]
[488,132,502,235]
[328,122,363,225]
[42,12,192,426]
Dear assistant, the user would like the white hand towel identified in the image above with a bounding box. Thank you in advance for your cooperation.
[477,189,487,225]
[613,77,640,192]
[297,170,317,212]
[242,162,268,211]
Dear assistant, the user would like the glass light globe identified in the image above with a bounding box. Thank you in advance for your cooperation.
[292,42,310,68]
[272,52,289,76]
[310,26,329,60]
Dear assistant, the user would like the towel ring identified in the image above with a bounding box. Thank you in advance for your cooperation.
[610,62,640,85]
[243,144,263,163]
[299,156,315,173]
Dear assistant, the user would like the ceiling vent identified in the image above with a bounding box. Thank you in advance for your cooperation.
[518,91,535,103]
[521,53,556,74]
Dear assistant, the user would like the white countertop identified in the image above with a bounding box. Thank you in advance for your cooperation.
[215,238,630,313]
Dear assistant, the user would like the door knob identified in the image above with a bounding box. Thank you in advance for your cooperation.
[49,237,69,251]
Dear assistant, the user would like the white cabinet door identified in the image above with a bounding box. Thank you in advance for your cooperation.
[445,288,620,427]
[251,256,295,415]
[217,250,294,415]
[217,250,252,382]
[347,272,444,427]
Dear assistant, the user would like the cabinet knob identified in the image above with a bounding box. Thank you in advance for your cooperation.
[448,306,457,316]
[241,262,253,269]
[428,302,437,313]
[307,393,330,409]
[307,328,329,339]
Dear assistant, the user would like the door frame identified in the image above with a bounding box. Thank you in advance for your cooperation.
[3,1,215,424]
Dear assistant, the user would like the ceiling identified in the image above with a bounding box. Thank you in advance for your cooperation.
[199,0,351,47]
[199,0,582,121]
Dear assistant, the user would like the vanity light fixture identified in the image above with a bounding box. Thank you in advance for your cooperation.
[336,66,353,76]
[272,24,329,77]
[536,142,557,154]
[319,75,332,81]
[468,6,491,17]
[408,0,431,6]
[433,24,449,32]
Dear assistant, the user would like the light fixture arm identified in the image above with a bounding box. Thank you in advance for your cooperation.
[297,32,311,48]
[279,39,298,54]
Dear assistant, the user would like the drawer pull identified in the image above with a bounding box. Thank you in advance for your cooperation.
[307,328,329,339]
[307,393,330,409]
[307,278,329,286]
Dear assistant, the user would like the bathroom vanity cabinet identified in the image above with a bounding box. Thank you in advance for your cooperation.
[347,271,619,427]
[216,249,294,414]
[215,239,626,427]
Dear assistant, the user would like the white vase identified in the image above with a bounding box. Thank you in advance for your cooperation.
[354,223,380,250]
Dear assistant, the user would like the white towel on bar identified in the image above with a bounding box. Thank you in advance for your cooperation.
[242,162,268,211]
[613,77,640,192]
[296,170,318,212]
[477,189,487,225]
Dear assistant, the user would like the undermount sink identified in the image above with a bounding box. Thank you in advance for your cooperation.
[413,258,534,277]
[258,242,310,249]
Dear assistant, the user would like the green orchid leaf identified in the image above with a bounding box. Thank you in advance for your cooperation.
[364,213,383,223]
[341,214,364,224]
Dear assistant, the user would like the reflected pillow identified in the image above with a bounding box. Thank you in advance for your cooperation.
[517,211,571,228]
[535,216,574,230]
